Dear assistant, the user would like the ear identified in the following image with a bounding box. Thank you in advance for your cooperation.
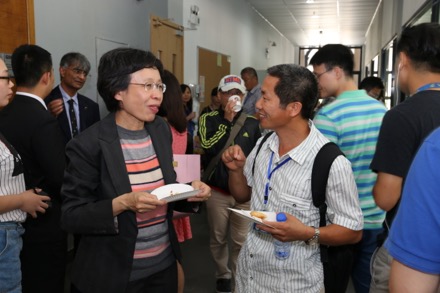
[40,71,51,86]
[333,66,343,80]
[398,51,409,69]
[59,67,66,79]
[114,90,125,102]
[286,101,302,117]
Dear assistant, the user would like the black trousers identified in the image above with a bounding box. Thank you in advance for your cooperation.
[71,262,178,293]
[21,238,67,293]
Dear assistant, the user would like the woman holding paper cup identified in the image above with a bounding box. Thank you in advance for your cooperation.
[60,48,211,293]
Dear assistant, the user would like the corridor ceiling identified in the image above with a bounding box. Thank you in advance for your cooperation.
[247,0,381,47]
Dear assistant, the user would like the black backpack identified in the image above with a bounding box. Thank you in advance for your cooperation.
[252,131,355,293]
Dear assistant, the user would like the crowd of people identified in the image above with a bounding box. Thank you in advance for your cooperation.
[1,21,439,293]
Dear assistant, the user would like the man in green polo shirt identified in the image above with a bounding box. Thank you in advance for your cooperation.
[311,44,387,293]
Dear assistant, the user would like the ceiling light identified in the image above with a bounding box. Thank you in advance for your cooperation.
[306,0,315,3]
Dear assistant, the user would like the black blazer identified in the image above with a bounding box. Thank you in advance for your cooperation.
[61,113,198,293]
[0,94,66,241]
[45,85,100,144]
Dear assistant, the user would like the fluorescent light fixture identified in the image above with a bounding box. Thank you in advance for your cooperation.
[306,0,315,3]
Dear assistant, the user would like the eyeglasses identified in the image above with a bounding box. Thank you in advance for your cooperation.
[315,69,332,80]
[220,89,242,96]
[0,76,13,83]
[68,67,90,77]
[129,82,167,93]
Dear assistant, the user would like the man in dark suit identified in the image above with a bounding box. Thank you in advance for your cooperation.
[45,52,100,144]
[0,44,67,293]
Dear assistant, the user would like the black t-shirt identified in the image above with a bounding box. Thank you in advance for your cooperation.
[371,90,440,234]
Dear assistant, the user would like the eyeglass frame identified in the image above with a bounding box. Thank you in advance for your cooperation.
[129,82,167,93]
[315,68,333,80]
[70,67,89,76]
[0,76,13,83]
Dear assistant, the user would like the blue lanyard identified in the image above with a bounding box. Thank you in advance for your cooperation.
[264,152,291,205]
[416,83,440,93]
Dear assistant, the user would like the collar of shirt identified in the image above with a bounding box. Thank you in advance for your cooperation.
[15,91,47,110]
[59,85,78,105]
[249,84,261,95]
[265,120,320,166]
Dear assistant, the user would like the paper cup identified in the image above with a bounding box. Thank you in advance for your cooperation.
[228,95,242,112]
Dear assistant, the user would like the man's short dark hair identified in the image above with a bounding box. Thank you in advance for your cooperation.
[11,44,52,88]
[267,64,318,119]
[97,48,163,113]
[240,67,258,81]
[397,23,440,73]
[359,76,385,92]
[309,44,354,77]
[60,52,91,74]
[211,86,218,97]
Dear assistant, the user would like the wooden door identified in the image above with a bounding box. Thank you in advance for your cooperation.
[198,47,230,111]
[0,0,35,53]
[150,15,184,83]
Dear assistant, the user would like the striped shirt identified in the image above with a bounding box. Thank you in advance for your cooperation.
[238,122,363,293]
[0,135,26,222]
[314,90,387,229]
[117,126,174,282]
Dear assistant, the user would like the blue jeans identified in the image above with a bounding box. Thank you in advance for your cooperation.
[351,228,383,293]
[0,222,24,293]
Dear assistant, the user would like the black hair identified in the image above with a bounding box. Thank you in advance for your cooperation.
[180,83,193,111]
[11,44,52,88]
[359,76,385,92]
[240,67,258,81]
[158,70,187,133]
[397,23,440,73]
[309,44,354,77]
[211,86,218,97]
[266,64,318,120]
[97,48,163,113]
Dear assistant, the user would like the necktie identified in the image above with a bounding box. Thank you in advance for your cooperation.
[67,99,78,137]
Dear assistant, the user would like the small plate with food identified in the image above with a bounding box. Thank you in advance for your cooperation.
[228,208,276,228]
[151,183,200,203]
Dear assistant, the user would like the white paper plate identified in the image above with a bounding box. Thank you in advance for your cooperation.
[228,208,276,228]
[151,183,199,203]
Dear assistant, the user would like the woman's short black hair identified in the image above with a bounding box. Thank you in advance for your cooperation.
[97,48,163,112]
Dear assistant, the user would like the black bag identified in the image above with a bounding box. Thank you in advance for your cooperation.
[252,133,354,293]
[312,142,355,293]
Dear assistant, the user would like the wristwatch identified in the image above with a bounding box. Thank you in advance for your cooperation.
[305,227,320,245]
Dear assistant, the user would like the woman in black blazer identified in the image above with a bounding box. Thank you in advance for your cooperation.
[61,48,211,293]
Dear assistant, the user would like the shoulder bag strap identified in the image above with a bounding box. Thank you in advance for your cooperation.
[202,112,247,182]
[311,142,344,262]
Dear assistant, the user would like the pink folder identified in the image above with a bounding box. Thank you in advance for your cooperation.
[173,154,201,183]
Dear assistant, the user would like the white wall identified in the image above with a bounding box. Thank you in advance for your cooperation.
[402,0,430,25]
[34,0,167,117]
[179,0,297,85]
[364,0,430,64]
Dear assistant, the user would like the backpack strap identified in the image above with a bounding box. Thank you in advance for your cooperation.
[311,142,344,263]
[251,131,274,176]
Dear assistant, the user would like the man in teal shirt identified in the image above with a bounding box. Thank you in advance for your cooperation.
[311,44,387,293]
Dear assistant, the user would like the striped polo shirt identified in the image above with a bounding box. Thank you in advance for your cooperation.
[117,126,174,282]
[314,90,387,229]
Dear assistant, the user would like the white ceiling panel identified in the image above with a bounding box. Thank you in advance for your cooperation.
[247,0,380,46]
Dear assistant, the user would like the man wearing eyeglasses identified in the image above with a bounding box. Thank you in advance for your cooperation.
[310,44,387,293]
[45,52,100,145]
[199,75,261,293]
